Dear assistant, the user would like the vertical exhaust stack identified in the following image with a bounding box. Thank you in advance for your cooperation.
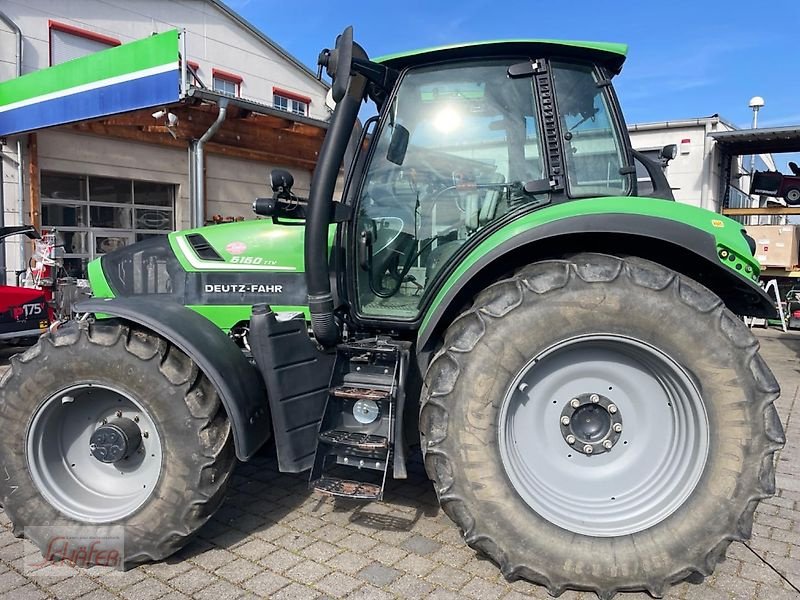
[305,27,366,346]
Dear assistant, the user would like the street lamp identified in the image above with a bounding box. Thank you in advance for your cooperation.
[749,96,765,175]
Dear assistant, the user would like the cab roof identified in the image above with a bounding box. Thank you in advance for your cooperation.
[374,39,628,74]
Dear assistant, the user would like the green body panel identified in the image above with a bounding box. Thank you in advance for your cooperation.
[87,258,115,299]
[187,305,310,331]
[374,38,628,64]
[170,219,323,273]
[0,30,178,107]
[419,197,760,339]
[87,218,334,332]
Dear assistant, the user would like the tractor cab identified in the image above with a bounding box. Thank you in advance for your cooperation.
[348,47,634,320]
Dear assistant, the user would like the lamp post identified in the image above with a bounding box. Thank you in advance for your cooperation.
[749,96,765,175]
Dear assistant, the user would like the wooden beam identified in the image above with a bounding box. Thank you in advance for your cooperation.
[722,207,800,216]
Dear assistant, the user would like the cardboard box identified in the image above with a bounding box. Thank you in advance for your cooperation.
[745,225,800,269]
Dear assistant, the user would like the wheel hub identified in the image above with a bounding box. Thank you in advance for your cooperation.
[89,418,142,463]
[560,392,623,455]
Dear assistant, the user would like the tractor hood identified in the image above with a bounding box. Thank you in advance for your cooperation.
[87,219,335,331]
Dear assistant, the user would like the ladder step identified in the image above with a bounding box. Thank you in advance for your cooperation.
[319,430,388,450]
[331,386,390,401]
[312,477,382,500]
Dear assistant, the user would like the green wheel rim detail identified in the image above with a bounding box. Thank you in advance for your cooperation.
[498,334,709,537]
[26,384,163,523]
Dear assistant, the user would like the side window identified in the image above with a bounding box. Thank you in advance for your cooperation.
[552,62,630,198]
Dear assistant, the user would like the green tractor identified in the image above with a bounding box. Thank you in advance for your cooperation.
[0,27,784,598]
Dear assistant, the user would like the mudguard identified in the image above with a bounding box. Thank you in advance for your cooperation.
[76,297,270,461]
[418,212,777,354]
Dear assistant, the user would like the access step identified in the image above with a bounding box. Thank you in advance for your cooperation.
[330,386,390,401]
[319,430,388,450]
[312,476,382,500]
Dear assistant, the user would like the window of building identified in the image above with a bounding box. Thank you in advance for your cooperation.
[41,173,175,277]
[212,69,242,96]
[273,88,311,117]
[49,21,120,66]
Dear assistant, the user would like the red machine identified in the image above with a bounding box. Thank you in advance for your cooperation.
[750,161,800,205]
[0,226,57,343]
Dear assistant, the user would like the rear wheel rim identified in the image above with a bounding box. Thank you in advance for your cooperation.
[498,334,709,537]
[26,384,163,523]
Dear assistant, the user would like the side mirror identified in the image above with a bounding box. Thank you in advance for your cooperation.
[270,169,294,196]
[386,125,409,166]
[660,144,678,163]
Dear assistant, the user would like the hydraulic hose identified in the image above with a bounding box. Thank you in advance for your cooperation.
[305,89,361,347]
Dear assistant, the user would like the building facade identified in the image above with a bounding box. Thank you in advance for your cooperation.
[0,0,329,279]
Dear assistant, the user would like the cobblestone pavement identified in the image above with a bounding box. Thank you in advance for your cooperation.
[1,328,799,600]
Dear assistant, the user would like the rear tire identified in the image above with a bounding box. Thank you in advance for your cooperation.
[420,254,784,598]
[0,319,236,568]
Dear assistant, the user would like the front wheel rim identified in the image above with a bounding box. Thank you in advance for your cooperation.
[26,383,163,523]
[498,334,709,537]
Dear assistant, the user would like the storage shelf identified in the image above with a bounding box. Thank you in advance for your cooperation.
[722,207,800,216]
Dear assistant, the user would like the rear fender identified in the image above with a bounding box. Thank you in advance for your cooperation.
[418,213,776,356]
[76,298,270,461]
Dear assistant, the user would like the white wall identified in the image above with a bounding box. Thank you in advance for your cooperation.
[0,0,330,119]
[629,119,744,213]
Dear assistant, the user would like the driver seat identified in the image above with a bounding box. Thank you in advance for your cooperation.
[789,162,800,177]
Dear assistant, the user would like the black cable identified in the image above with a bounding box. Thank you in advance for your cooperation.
[743,542,800,594]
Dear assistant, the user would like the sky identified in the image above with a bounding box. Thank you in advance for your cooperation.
[227,0,799,171]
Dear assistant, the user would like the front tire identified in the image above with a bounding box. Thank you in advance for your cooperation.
[0,319,236,568]
[420,254,784,598]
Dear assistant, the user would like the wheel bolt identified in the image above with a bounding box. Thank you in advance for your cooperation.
[518,383,529,392]
[613,423,622,433]
[133,416,140,423]
[566,434,576,444]
[561,416,570,426]
[570,398,580,408]
[608,404,618,414]
[583,444,593,454]
[602,440,613,449]
[143,432,149,439]
[590,394,600,403]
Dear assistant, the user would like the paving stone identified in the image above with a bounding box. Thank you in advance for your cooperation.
[190,547,239,571]
[357,563,402,587]
[315,572,362,598]
[271,582,321,600]
[387,573,434,598]
[0,583,51,600]
[324,551,371,575]
[169,568,218,594]
[192,580,245,600]
[337,534,378,553]
[274,532,315,553]
[141,559,194,580]
[300,541,341,562]
[341,583,393,600]
[285,559,331,583]
[400,535,441,556]
[93,567,147,590]
[214,558,263,584]
[120,578,172,600]
[0,570,28,593]
[242,571,290,597]
[424,564,471,589]
[394,553,436,577]
[234,540,277,562]
[460,576,508,600]
[46,575,98,599]
[257,548,303,573]
[370,545,408,566]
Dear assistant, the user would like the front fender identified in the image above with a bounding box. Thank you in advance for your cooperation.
[418,205,776,354]
[76,298,270,461]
